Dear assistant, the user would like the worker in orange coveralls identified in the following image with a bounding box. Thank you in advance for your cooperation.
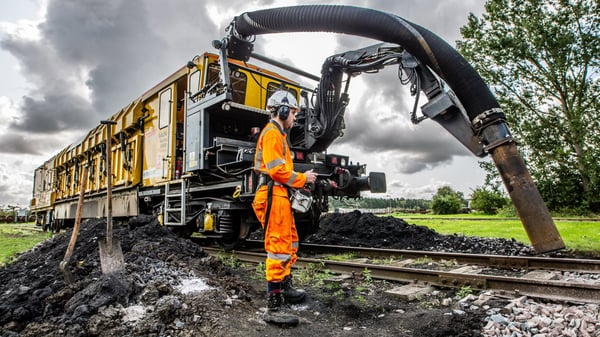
[252,90,317,325]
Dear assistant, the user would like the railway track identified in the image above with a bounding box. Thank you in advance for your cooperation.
[197,239,600,304]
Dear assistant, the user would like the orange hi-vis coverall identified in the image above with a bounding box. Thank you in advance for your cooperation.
[252,120,308,282]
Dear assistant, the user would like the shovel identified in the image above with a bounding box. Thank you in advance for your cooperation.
[98,120,125,274]
[59,164,89,284]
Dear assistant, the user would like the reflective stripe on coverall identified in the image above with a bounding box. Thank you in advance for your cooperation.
[252,121,307,282]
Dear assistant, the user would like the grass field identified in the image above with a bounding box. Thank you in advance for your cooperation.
[395,213,600,254]
[0,224,52,265]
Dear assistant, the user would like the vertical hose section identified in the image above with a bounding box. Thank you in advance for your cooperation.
[232,5,565,253]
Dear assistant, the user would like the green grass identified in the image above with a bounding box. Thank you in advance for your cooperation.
[0,224,52,265]
[394,213,600,254]
[326,252,358,261]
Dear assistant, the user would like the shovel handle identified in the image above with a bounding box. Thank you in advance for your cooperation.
[101,120,117,248]
[60,164,89,282]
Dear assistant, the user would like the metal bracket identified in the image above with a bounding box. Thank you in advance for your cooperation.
[439,274,487,289]
[489,257,529,269]
[421,90,486,157]
[213,39,233,101]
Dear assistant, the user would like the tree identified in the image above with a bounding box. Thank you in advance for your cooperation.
[469,187,508,215]
[432,186,464,214]
[457,0,600,211]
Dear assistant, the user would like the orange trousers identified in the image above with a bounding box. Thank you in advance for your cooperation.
[252,186,298,282]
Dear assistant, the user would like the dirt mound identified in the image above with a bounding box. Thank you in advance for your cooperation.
[0,216,253,337]
[305,211,536,255]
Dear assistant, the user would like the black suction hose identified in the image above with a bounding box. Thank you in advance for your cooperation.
[232,4,500,122]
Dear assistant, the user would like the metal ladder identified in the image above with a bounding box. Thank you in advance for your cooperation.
[164,180,186,226]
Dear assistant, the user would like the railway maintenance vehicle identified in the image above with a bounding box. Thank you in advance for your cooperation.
[32,4,564,253]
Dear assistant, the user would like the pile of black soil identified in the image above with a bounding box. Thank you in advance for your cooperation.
[0,216,253,337]
[306,211,537,256]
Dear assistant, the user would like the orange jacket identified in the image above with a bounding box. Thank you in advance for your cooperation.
[253,121,306,193]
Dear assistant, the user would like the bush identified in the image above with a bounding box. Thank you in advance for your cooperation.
[469,187,508,215]
[432,187,463,214]
[496,204,518,217]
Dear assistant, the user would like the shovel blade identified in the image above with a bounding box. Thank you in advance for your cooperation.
[98,238,125,274]
[59,260,75,285]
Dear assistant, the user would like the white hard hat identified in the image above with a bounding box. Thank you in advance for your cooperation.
[266,90,300,112]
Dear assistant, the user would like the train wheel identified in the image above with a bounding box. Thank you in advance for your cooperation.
[172,216,198,238]
[295,207,321,241]
[216,211,246,251]
[50,220,60,233]
[217,235,241,251]
[172,224,196,238]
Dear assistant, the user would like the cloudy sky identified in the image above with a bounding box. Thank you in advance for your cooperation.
[0,0,489,207]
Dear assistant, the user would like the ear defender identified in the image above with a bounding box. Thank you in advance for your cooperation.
[277,105,290,120]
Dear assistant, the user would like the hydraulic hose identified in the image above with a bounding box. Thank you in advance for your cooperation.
[230,5,565,253]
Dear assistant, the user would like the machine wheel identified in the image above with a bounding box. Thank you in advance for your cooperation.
[172,222,197,238]
[295,207,321,241]
[217,235,242,251]
[49,219,61,233]
[215,211,249,251]
[172,214,201,238]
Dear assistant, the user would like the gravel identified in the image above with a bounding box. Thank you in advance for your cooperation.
[460,292,600,337]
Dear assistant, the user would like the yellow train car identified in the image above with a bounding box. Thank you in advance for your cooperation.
[31,157,56,228]
[32,49,385,247]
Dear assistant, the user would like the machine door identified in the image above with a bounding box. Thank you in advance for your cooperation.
[142,85,177,185]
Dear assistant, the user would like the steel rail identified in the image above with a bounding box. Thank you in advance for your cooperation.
[202,246,600,304]
[241,240,600,272]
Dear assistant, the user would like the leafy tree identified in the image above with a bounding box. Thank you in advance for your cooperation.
[469,187,508,215]
[432,186,463,214]
[457,0,600,211]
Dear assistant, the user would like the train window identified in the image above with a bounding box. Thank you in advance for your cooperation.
[206,63,220,88]
[159,88,172,129]
[189,70,200,95]
[230,69,247,104]
[205,63,247,104]
[266,83,298,108]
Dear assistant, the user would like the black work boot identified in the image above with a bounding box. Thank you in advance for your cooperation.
[267,290,283,311]
[263,290,299,325]
[282,275,306,304]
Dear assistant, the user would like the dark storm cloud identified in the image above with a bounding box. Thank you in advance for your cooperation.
[0,0,221,146]
[0,131,63,155]
[14,93,94,132]
[391,150,455,174]
[363,0,483,44]
[0,133,41,155]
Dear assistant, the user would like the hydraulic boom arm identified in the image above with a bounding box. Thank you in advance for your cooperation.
[218,4,564,253]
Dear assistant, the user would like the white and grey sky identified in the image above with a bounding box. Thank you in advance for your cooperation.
[0,0,489,207]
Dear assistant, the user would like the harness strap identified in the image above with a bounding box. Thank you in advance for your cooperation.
[258,173,283,187]
[263,180,274,233]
